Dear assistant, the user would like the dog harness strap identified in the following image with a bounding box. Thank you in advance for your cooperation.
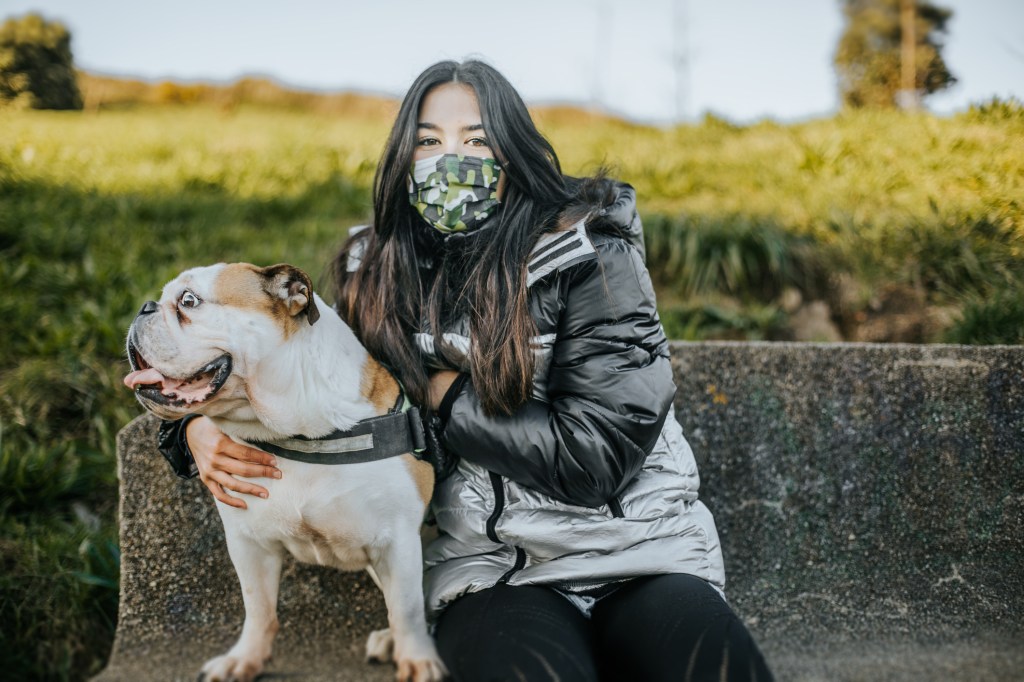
[247,406,426,465]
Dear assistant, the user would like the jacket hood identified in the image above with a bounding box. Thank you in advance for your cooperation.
[604,181,645,260]
[561,175,647,260]
[567,177,646,262]
[602,181,638,233]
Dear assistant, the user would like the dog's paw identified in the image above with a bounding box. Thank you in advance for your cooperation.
[395,653,448,682]
[197,654,264,682]
[366,627,395,663]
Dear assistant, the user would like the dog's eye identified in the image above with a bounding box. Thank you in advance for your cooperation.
[179,290,202,309]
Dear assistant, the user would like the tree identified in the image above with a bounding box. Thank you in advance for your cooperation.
[834,0,956,109]
[0,13,82,110]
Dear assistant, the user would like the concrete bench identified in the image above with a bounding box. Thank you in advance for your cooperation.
[95,342,1024,681]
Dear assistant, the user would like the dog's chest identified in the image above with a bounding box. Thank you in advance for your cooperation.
[221,459,416,571]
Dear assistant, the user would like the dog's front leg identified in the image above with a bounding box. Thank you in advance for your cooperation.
[368,530,447,682]
[200,528,283,682]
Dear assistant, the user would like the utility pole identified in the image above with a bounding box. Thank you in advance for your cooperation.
[672,0,691,123]
[896,0,921,110]
[593,0,611,112]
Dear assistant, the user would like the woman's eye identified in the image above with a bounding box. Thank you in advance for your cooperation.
[180,290,201,308]
[467,137,490,147]
[417,137,439,146]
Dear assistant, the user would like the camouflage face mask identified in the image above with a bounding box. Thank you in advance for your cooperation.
[408,153,502,234]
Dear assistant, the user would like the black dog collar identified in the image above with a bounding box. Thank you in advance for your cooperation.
[247,394,426,465]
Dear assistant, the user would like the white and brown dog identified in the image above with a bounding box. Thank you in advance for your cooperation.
[123,263,446,682]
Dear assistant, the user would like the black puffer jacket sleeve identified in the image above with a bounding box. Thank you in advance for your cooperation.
[442,236,675,508]
[157,415,200,479]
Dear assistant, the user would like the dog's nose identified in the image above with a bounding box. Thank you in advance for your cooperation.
[137,300,159,316]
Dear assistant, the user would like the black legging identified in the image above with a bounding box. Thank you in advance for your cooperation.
[434,573,773,682]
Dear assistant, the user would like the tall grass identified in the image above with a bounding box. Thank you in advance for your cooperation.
[1,99,1022,679]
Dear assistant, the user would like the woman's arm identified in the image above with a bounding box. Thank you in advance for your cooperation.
[436,237,675,508]
[156,416,282,509]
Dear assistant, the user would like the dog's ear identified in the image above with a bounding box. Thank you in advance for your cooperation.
[260,264,321,325]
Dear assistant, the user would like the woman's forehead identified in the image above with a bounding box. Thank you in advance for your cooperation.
[418,82,482,127]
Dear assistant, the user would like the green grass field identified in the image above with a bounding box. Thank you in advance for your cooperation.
[1,99,1023,679]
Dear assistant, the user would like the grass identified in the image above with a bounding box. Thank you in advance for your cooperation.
[1,98,1023,679]
[1,106,376,679]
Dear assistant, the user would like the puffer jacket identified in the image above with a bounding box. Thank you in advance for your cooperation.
[419,184,725,619]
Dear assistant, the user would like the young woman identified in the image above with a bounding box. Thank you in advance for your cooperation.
[159,60,773,681]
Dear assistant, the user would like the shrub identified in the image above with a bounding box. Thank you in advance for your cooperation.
[944,284,1024,344]
[959,97,1024,124]
[660,299,787,341]
[643,214,826,302]
[0,13,82,110]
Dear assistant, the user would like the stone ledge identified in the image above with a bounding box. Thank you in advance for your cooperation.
[96,343,1024,681]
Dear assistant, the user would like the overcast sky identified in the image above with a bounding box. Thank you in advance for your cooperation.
[4,0,1023,123]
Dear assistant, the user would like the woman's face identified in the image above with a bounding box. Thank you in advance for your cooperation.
[415,82,507,198]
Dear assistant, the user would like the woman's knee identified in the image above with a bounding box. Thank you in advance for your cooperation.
[434,583,599,682]
[593,574,772,682]
[684,611,773,682]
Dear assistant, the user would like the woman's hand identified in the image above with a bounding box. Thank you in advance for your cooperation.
[185,416,282,510]
[428,370,460,411]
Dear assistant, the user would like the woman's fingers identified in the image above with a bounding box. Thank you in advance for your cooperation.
[224,439,279,467]
[211,452,281,481]
[220,440,282,479]
[210,469,269,499]
[187,417,278,508]
[201,468,270,509]
[204,479,248,510]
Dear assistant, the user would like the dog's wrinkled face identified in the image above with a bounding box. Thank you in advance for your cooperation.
[124,263,319,420]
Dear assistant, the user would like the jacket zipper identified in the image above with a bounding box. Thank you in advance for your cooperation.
[498,548,526,584]
[486,472,527,584]
[485,472,505,543]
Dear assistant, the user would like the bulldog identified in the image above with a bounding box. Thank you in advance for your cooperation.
[122,263,446,682]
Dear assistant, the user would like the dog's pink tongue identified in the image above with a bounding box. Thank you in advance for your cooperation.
[123,367,166,389]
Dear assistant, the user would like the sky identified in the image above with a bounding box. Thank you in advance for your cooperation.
[3,0,1023,124]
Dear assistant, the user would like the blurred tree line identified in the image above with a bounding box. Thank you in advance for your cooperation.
[0,12,82,110]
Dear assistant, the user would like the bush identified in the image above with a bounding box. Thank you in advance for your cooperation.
[659,298,787,341]
[944,284,1024,344]
[643,214,826,301]
[0,13,82,110]
[959,97,1024,125]
[825,203,1024,306]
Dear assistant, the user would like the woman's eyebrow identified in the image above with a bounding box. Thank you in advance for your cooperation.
[417,122,485,132]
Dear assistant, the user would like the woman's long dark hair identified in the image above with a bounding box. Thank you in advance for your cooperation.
[332,60,574,416]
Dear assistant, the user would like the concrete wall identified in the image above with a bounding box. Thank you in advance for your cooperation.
[96,343,1024,681]
[671,342,1023,680]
